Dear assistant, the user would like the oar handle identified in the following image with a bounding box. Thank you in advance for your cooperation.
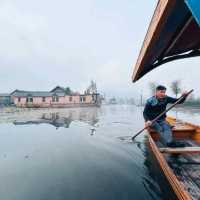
[132,89,193,140]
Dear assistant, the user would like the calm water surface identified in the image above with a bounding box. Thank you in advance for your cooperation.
[0,105,199,200]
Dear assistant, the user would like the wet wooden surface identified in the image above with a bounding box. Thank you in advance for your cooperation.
[160,147,200,154]
[166,140,200,200]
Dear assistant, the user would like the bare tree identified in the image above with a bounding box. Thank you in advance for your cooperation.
[149,82,157,96]
[170,80,182,98]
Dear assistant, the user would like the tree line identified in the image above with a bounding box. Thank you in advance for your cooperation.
[149,80,200,107]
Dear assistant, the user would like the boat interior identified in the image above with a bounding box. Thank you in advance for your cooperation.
[149,117,200,200]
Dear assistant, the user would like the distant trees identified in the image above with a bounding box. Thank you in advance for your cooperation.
[148,80,183,98]
[109,97,117,104]
[65,87,72,95]
[148,82,157,96]
[170,80,182,97]
[127,98,135,105]
[106,97,135,105]
[170,80,200,107]
[184,94,200,106]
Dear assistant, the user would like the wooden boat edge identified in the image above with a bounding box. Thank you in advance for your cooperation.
[148,134,192,200]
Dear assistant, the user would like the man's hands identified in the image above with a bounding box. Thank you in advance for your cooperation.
[145,120,152,128]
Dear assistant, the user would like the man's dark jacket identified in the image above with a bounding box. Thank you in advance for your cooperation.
[143,96,186,121]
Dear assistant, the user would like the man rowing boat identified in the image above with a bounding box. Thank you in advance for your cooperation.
[143,85,188,147]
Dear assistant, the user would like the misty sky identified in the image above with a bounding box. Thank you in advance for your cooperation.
[0,0,199,100]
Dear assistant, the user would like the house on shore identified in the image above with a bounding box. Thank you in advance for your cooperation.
[0,86,101,108]
[0,93,11,106]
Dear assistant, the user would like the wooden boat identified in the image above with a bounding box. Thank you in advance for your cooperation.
[131,1,200,199]
[147,116,200,200]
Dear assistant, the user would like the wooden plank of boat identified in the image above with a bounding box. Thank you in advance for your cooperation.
[148,135,192,200]
[149,116,200,142]
[172,126,196,132]
[148,116,200,200]
[159,147,200,154]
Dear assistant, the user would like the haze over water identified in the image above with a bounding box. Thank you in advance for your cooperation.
[0,105,199,200]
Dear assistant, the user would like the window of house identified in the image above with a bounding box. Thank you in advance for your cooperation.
[80,96,86,103]
[69,96,72,102]
[42,97,46,102]
[18,97,21,102]
[52,95,59,102]
[26,97,33,103]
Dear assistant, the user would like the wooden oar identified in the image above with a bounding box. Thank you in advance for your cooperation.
[132,89,194,140]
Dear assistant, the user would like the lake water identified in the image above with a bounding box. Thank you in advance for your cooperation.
[0,105,199,200]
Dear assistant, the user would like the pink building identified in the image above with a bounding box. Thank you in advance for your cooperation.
[11,86,101,108]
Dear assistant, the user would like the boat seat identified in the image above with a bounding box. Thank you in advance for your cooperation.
[159,147,200,154]
[149,125,195,133]
[172,125,196,132]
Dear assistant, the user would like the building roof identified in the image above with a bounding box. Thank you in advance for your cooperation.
[50,86,65,93]
[132,0,200,82]
[0,93,10,97]
[12,90,65,97]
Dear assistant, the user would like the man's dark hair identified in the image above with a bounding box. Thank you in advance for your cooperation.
[156,85,166,91]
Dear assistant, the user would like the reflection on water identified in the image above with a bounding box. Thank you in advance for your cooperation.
[0,105,200,200]
[10,108,99,128]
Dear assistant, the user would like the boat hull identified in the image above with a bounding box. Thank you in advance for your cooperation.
[146,116,200,200]
[147,134,192,200]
